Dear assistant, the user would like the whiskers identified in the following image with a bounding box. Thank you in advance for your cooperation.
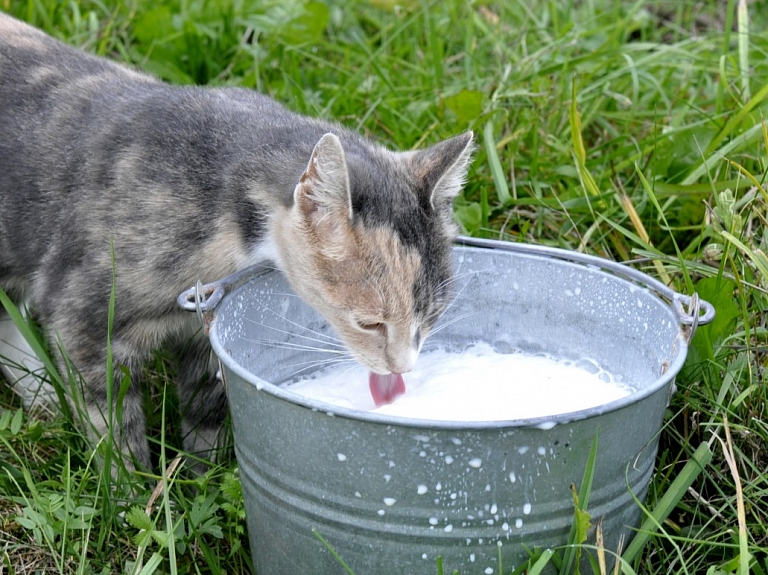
[282,354,359,383]
[242,290,344,348]
[429,309,482,338]
[437,267,486,308]
[285,356,363,388]
[420,267,487,352]
[241,333,358,381]
[238,290,355,381]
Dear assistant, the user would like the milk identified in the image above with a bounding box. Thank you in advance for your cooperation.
[286,342,631,421]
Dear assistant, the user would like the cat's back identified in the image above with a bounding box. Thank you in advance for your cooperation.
[0,13,158,127]
[0,11,97,79]
[0,12,313,183]
[0,12,163,203]
[0,14,156,271]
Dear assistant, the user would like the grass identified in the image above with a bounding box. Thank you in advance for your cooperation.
[2,0,768,572]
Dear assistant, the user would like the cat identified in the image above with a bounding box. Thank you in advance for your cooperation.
[0,12,473,470]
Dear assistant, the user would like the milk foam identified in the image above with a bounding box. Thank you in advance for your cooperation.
[286,342,631,421]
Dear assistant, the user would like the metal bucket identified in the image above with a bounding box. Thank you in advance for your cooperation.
[183,238,714,574]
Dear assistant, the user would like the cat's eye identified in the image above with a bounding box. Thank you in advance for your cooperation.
[356,320,386,334]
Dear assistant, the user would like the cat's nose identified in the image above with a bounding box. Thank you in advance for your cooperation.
[389,347,418,374]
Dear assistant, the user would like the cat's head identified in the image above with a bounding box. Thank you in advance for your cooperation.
[275,130,473,377]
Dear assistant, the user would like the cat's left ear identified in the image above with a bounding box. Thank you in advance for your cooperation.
[405,131,474,211]
[294,132,353,222]
[293,133,356,260]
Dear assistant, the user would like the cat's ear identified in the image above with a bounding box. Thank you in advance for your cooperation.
[406,131,474,211]
[294,132,353,222]
[293,133,355,260]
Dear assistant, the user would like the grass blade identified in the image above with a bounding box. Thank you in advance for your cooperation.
[737,0,750,102]
[718,0,737,112]
[484,120,512,205]
[720,230,768,281]
[136,552,164,575]
[570,80,586,166]
[569,80,604,212]
[312,529,356,575]
[707,82,768,155]
[622,441,714,563]
[529,549,556,575]
[717,416,751,575]
[614,185,672,285]
[560,429,599,575]
[682,122,765,185]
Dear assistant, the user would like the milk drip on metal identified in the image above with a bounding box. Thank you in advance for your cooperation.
[287,342,631,421]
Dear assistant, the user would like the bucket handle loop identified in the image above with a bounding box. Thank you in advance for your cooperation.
[674,293,700,342]
[455,236,716,330]
[177,263,273,320]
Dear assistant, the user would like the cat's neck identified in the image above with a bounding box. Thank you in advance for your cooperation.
[248,233,281,265]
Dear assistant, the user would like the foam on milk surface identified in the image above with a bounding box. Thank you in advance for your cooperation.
[286,342,631,421]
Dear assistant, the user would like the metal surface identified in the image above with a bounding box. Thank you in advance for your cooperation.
[205,240,713,574]
[454,236,715,329]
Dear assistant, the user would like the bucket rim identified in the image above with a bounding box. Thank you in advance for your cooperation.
[209,241,690,429]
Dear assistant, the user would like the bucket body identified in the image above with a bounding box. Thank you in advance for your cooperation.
[209,241,692,574]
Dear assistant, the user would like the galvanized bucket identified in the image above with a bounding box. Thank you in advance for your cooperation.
[179,238,714,574]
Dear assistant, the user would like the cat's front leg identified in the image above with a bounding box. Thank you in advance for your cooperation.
[45,304,152,472]
[174,333,229,471]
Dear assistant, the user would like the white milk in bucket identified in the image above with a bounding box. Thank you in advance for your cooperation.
[287,342,632,420]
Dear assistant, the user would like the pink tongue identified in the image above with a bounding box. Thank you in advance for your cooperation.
[369,372,406,406]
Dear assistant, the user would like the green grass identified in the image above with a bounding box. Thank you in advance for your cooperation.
[2,0,768,572]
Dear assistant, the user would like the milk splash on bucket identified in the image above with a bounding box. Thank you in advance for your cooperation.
[287,342,631,421]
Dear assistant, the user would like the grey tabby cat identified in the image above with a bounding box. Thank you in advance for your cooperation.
[0,13,473,469]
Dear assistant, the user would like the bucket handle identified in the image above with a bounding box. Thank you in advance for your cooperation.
[176,263,273,329]
[455,236,715,338]
[176,238,715,339]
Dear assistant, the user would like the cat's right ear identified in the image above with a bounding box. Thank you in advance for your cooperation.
[294,133,353,223]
